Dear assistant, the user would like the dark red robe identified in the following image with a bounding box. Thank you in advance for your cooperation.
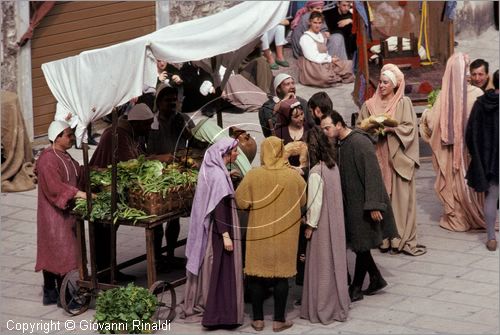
[35,147,82,275]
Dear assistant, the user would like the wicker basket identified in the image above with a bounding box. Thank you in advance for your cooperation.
[178,185,195,209]
[128,185,194,216]
[128,189,178,216]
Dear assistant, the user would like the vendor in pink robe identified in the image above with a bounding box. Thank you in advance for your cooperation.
[35,120,89,306]
[420,53,486,232]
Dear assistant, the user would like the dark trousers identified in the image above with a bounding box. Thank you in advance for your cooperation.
[43,270,63,290]
[295,224,307,285]
[352,250,380,288]
[153,218,180,260]
[247,276,289,322]
[495,1,499,30]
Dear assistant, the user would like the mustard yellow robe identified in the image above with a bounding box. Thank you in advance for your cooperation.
[235,137,307,278]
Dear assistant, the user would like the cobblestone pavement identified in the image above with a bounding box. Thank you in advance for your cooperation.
[1,27,498,335]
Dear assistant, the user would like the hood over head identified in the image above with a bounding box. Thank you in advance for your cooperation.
[260,136,288,169]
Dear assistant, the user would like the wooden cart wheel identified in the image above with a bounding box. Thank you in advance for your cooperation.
[60,269,91,316]
[149,280,177,321]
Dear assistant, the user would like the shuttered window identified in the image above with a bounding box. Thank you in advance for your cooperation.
[31,1,155,136]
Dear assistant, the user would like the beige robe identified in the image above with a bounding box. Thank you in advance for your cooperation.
[420,85,486,231]
[297,32,353,88]
[359,97,425,255]
[235,137,307,278]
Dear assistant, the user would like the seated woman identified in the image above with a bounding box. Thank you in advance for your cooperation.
[297,12,353,88]
[291,1,347,60]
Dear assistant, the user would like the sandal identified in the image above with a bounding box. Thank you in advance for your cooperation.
[275,59,290,67]
[390,247,400,255]
[486,240,497,251]
[269,63,279,70]
[273,321,293,332]
[378,246,390,253]
[251,320,264,331]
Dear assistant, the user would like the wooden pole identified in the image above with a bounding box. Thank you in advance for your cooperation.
[360,10,370,100]
[216,109,223,128]
[82,132,97,290]
[76,218,88,281]
[448,19,454,58]
[110,108,118,283]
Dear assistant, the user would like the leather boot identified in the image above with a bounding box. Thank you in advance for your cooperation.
[363,275,388,295]
[43,287,59,305]
[349,285,364,302]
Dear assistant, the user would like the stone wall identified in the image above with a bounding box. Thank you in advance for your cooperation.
[455,1,496,37]
[169,1,240,24]
[1,1,18,92]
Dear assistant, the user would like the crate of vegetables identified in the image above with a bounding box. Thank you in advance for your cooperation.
[126,160,198,215]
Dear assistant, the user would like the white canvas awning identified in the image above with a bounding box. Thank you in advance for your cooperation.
[41,1,289,144]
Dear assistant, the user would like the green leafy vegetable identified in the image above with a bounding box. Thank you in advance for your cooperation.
[75,157,198,223]
[94,283,157,334]
[73,193,154,224]
[427,88,441,107]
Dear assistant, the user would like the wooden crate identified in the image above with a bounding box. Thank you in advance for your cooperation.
[128,185,194,216]
[380,34,420,69]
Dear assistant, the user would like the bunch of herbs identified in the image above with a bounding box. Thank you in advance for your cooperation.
[94,283,157,334]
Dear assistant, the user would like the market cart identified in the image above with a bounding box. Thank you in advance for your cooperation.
[62,204,190,321]
[59,105,199,321]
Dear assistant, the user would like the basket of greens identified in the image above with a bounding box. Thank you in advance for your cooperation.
[79,157,199,220]
[128,161,198,215]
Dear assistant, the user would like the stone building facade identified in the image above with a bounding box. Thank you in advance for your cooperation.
[1,1,19,93]
[169,0,238,24]
[454,1,497,37]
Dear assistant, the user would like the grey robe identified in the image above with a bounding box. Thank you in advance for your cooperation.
[337,130,398,252]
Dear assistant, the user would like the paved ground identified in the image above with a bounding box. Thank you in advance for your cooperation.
[1,26,499,335]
